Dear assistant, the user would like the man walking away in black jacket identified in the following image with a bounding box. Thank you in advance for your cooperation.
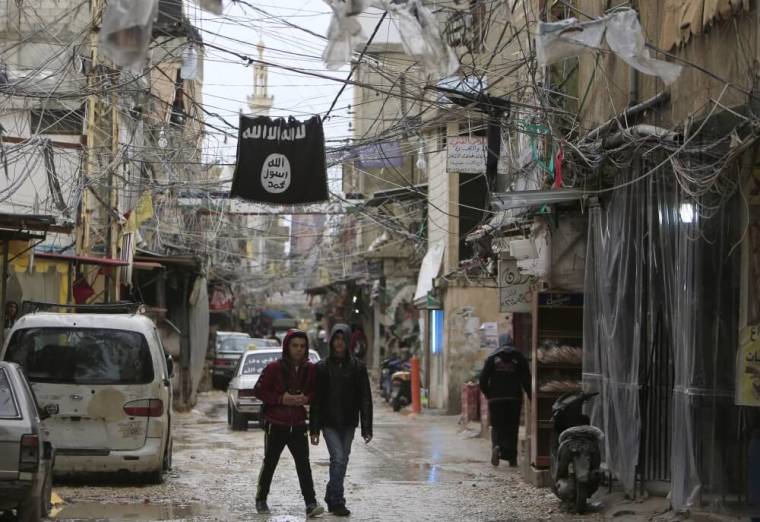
[479,333,531,467]
[310,323,373,516]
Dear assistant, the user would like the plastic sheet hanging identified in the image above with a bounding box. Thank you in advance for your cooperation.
[100,0,159,67]
[322,0,458,77]
[583,156,758,512]
[535,8,682,85]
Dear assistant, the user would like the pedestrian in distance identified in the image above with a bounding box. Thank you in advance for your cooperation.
[310,324,373,517]
[252,329,325,518]
[479,333,531,467]
[4,300,17,329]
[349,323,368,362]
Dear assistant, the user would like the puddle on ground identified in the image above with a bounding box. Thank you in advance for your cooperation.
[49,502,212,521]
[370,462,474,484]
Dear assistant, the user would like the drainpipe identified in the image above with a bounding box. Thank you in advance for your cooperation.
[629,68,639,109]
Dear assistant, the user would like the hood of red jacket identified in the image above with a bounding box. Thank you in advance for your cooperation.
[281,328,309,362]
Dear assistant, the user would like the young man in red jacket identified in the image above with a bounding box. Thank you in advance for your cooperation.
[253,329,324,518]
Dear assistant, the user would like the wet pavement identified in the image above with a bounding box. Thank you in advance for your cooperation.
[49,391,597,521]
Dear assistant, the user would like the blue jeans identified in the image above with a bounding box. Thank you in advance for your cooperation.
[322,427,355,507]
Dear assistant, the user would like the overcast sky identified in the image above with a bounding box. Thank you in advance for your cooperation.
[189,0,352,166]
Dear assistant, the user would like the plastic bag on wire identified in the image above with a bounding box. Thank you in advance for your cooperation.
[199,0,224,15]
[535,17,606,67]
[387,0,459,77]
[100,0,159,67]
[535,8,681,85]
[322,0,374,70]
[181,46,199,80]
[605,10,682,86]
[322,0,458,77]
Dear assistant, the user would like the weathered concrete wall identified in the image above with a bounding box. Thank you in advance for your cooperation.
[430,284,501,413]
[549,214,586,292]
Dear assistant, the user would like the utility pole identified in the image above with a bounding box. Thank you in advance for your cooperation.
[81,0,120,302]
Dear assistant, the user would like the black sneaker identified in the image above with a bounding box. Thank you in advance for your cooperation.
[332,505,351,517]
[306,503,325,518]
[491,446,500,467]
[255,499,270,514]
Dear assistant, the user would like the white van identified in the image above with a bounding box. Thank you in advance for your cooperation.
[1,313,173,482]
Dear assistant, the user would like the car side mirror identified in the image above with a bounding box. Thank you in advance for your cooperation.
[166,354,174,379]
[38,405,51,421]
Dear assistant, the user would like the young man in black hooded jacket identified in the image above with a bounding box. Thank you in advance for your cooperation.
[479,333,531,467]
[309,323,373,516]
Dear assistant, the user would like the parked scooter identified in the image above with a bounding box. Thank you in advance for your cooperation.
[390,369,411,411]
[380,355,409,402]
[550,392,603,514]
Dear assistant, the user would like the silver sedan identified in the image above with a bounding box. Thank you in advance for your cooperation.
[226,348,320,431]
[0,362,55,521]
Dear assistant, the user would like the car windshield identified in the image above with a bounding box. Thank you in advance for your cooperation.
[0,369,19,418]
[5,327,154,385]
[240,351,318,375]
[219,337,252,353]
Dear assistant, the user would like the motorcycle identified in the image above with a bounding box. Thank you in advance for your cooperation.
[380,356,409,403]
[390,370,411,412]
[550,391,603,514]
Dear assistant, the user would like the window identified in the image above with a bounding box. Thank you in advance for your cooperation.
[30,108,84,135]
[430,310,444,354]
[0,369,19,418]
[6,328,154,385]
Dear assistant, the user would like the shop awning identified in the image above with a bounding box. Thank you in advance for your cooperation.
[413,241,445,301]
[35,252,128,266]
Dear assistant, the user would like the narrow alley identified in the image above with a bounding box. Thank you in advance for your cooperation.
[49,392,589,522]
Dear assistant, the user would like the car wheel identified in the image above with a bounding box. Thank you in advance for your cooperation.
[227,403,232,426]
[231,405,248,431]
[17,493,42,522]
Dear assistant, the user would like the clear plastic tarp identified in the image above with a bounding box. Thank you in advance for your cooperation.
[583,158,760,513]
[535,9,682,85]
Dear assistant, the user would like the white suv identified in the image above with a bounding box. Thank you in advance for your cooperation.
[2,312,173,483]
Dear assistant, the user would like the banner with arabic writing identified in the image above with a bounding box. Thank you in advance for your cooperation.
[230,115,328,204]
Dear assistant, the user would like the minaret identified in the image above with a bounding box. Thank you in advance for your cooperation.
[247,38,274,116]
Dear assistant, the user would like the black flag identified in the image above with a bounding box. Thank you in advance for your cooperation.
[230,115,329,204]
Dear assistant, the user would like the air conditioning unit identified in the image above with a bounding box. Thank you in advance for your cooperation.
[509,238,537,260]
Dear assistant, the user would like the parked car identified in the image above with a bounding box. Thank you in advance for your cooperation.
[0,361,55,522]
[214,331,249,353]
[212,335,253,389]
[227,348,320,431]
[251,338,280,349]
[2,313,173,483]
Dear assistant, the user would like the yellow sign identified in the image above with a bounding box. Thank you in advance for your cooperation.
[737,325,760,407]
